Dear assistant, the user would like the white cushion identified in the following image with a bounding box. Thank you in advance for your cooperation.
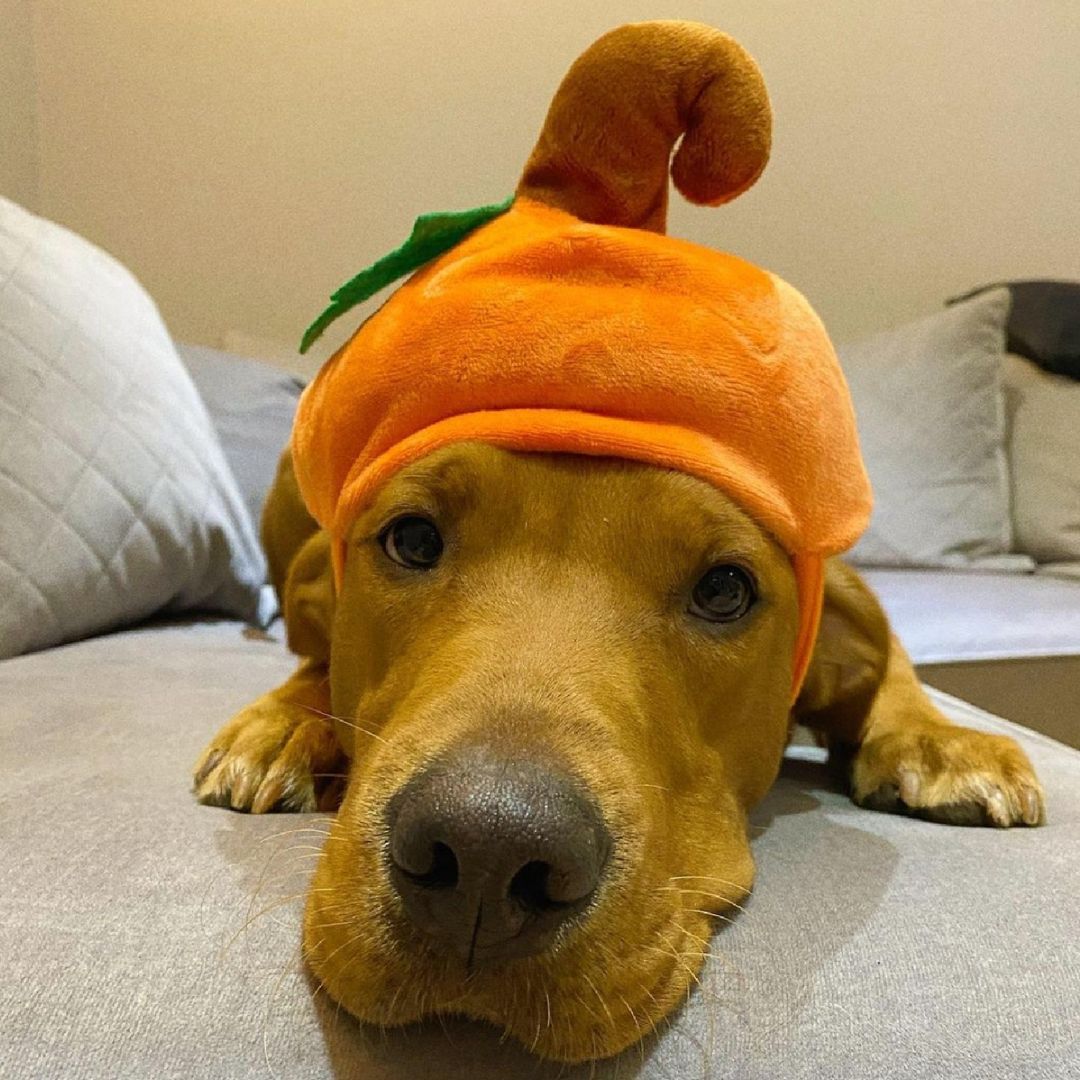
[0,197,272,659]
[1004,352,1080,565]
[839,290,1033,572]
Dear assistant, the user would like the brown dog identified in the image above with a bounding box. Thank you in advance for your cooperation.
[194,443,1044,1062]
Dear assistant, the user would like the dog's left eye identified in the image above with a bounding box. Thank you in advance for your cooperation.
[689,564,756,623]
[381,516,443,570]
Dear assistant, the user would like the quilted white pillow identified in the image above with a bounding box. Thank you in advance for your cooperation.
[0,197,272,659]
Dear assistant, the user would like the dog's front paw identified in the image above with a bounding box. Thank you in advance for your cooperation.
[850,724,1045,827]
[193,694,345,813]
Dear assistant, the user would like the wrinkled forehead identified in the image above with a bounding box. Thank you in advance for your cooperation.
[351,443,785,564]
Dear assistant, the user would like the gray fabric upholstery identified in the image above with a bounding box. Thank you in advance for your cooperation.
[838,289,1033,573]
[1,621,1077,1079]
[177,342,304,535]
[1003,352,1080,565]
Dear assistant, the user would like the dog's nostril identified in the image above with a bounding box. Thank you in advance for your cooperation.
[509,860,563,913]
[398,840,459,889]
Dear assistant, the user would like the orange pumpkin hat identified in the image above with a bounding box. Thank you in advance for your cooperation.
[291,21,872,696]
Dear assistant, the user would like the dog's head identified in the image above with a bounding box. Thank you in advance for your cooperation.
[304,443,799,1060]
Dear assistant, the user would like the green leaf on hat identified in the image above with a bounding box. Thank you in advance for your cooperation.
[299,195,515,354]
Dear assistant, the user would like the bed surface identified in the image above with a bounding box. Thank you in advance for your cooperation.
[861,568,1080,664]
[1,619,1077,1079]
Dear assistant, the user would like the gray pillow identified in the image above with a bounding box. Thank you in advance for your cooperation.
[839,289,1034,571]
[1003,352,1080,565]
[177,343,303,533]
[0,196,274,659]
[950,280,1080,380]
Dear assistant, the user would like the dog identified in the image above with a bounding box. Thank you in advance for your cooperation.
[193,21,1045,1065]
[193,444,1044,1062]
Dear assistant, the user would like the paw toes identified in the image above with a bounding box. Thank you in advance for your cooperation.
[193,715,346,814]
[250,760,316,814]
[194,755,244,809]
[193,747,225,788]
[250,772,287,815]
[858,773,1044,828]
[249,721,345,814]
[194,763,230,807]
[986,788,1011,828]
[852,727,1046,829]
[229,765,260,811]
[193,751,264,812]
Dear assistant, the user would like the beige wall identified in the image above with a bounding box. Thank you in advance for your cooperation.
[5,2,1080,377]
[0,0,39,208]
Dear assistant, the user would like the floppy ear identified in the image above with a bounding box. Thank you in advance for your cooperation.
[281,530,335,665]
[261,448,320,598]
[259,448,334,664]
[793,559,892,745]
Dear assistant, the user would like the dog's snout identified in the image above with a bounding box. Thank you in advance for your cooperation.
[387,745,611,963]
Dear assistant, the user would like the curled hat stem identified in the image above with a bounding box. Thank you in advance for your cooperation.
[517,20,772,234]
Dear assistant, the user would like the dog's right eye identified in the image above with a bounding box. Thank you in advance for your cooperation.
[381,516,443,570]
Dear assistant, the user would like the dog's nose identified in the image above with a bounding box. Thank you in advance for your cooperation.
[386,745,611,964]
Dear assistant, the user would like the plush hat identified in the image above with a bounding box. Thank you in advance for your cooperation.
[291,21,872,696]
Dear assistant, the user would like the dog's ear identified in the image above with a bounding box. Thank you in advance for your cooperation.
[793,559,892,745]
[281,530,335,665]
[261,449,320,597]
[258,447,333,661]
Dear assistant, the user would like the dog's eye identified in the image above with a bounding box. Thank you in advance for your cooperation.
[381,516,443,570]
[689,564,756,622]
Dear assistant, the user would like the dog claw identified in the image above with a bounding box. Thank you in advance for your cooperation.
[193,748,223,787]
[898,769,920,806]
[1022,788,1043,826]
[230,767,258,811]
[986,789,1010,828]
[251,774,286,815]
